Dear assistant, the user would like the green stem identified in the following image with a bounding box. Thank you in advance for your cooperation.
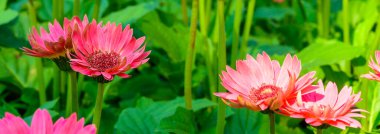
[93,0,100,20]
[93,83,105,131]
[317,0,323,37]
[66,72,72,116]
[341,0,351,75]
[58,0,64,22]
[199,0,216,102]
[53,67,61,110]
[69,72,79,114]
[316,128,323,134]
[36,59,46,105]
[269,112,275,134]
[28,0,45,105]
[323,0,330,38]
[73,0,80,16]
[53,0,58,19]
[216,0,227,133]
[230,0,243,68]
[181,0,188,25]
[239,0,256,58]
[184,0,199,110]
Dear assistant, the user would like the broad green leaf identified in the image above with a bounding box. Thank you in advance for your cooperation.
[225,108,264,134]
[297,39,364,68]
[158,107,196,134]
[102,2,157,25]
[115,108,157,134]
[0,9,18,25]
[40,99,59,109]
[0,0,6,11]
[255,7,295,20]
[143,97,216,122]
[137,11,188,62]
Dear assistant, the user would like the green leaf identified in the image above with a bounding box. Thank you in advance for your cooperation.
[297,39,364,68]
[158,107,196,134]
[40,99,59,109]
[255,7,295,20]
[143,97,216,122]
[137,11,188,62]
[0,0,6,11]
[225,108,264,134]
[115,108,157,134]
[102,2,158,25]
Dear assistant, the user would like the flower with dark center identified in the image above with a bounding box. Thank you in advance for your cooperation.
[214,52,317,111]
[69,20,150,83]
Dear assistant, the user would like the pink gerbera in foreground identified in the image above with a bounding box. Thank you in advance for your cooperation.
[69,20,150,83]
[0,109,96,133]
[281,80,365,130]
[214,52,317,111]
[22,16,89,71]
[362,50,380,81]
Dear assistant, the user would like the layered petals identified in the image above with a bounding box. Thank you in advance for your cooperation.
[0,109,96,134]
[214,52,317,111]
[362,50,380,81]
[69,20,150,82]
[281,80,365,130]
[22,16,89,59]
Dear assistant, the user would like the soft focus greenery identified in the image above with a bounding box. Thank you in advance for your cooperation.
[0,0,379,133]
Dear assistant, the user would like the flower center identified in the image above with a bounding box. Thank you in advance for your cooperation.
[250,85,279,102]
[87,51,119,71]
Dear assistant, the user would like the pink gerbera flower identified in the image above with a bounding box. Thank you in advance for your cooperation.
[214,52,317,111]
[362,50,380,81]
[0,109,96,133]
[69,20,150,83]
[282,80,365,130]
[22,16,89,71]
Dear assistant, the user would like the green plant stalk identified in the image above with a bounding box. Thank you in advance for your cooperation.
[205,0,211,26]
[60,71,66,94]
[199,0,217,102]
[58,0,64,22]
[73,0,80,16]
[184,0,199,110]
[317,128,323,134]
[230,0,243,68]
[317,0,323,38]
[53,0,58,19]
[53,67,61,109]
[269,112,275,134]
[36,59,46,105]
[93,83,105,132]
[69,72,79,113]
[66,73,72,116]
[369,83,379,132]
[181,0,188,25]
[216,0,227,133]
[93,0,101,20]
[239,0,256,58]
[322,0,330,38]
[340,0,351,75]
[28,0,46,105]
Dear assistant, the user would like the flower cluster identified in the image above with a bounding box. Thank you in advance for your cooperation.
[22,15,150,82]
[215,52,366,130]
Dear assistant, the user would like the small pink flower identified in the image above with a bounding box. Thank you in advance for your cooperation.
[69,20,150,82]
[0,109,96,134]
[22,16,89,71]
[214,52,317,111]
[22,16,88,58]
[282,80,365,129]
[362,50,380,81]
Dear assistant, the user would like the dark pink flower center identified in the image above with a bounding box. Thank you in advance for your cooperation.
[250,85,279,102]
[87,51,119,71]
